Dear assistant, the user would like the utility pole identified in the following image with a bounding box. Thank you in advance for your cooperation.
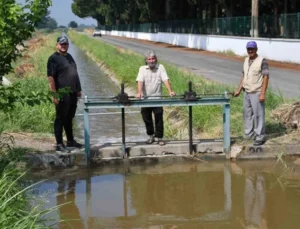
[251,0,259,37]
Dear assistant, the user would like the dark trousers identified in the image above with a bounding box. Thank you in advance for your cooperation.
[54,93,77,145]
[141,107,164,138]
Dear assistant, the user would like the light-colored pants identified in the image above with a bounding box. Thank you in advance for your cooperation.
[244,175,265,226]
[243,92,265,141]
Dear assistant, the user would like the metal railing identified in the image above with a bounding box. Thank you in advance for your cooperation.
[98,13,300,39]
[83,82,231,163]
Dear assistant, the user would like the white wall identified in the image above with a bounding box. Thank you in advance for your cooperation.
[101,30,300,63]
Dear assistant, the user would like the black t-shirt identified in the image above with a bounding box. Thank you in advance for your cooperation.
[47,52,81,92]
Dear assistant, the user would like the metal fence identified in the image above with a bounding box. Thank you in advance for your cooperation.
[99,13,300,39]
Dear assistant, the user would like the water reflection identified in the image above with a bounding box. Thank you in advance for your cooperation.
[244,174,266,229]
[56,179,85,229]
[34,161,300,228]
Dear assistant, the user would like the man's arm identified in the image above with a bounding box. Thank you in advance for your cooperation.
[259,59,269,102]
[234,75,244,97]
[160,65,175,96]
[76,77,82,97]
[48,76,59,104]
[137,81,143,99]
[259,75,269,102]
[163,80,175,96]
[136,66,144,99]
[47,56,59,104]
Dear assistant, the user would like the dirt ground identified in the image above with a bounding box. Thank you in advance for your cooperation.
[11,133,56,152]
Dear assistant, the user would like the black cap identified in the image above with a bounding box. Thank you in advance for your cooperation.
[57,35,69,44]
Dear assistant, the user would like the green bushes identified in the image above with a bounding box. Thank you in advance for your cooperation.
[0,77,54,133]
[0,33,59,133]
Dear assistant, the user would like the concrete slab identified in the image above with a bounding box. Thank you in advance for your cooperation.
[90,140,226,160]
[97,145,124,158]
[195,140,224,153]
[237,144,300,160]
[129,141,190,157]
[35,141,300,168]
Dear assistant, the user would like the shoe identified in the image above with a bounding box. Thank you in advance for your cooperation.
[146,135,154,144]
[56,144,70,153]
[158,138,165,146]
[253,140,266,146]
[67,140,83,148]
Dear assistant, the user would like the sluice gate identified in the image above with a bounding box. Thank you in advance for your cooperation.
[83,82,231,163]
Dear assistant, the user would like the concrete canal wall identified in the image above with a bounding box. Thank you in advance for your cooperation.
[100,30,300,64]
[25,140,300,169]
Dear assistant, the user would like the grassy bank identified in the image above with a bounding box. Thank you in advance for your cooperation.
[0,128,61,228]
[0,32,62,227]
[68,31,286,138]
[0,32,59,133]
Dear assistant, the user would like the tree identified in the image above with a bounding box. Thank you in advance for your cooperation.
[47,17,58,29]
[0,0,52,81]
[72,0,105,26]
[68,21,78,28]
[0,0,53,112]
[71,0,300,27]
[37,10,58,30]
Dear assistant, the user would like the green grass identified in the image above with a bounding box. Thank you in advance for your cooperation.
[68,31,286,138]
[0,32,73,228]
[1,32,59,133]
[217,49,236,56]
[0,159,65,228]
[0,127,61,228]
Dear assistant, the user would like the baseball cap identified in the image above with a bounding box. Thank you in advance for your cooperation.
[246,41,257,49]
[57,36,69,44]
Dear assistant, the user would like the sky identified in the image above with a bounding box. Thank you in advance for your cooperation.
[49,0,97,26]
[17,0,97,26]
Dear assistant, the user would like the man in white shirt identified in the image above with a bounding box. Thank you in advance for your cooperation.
[136,50,175,146]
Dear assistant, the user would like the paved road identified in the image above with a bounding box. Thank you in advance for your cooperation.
[94,35,300,98]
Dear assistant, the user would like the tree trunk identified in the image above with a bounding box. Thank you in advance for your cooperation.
[165,0,170,20]
[273,7,278,36]
[187,3,196,19]
[223,0,233,17]
[284,0,288,13]
[251,0,259,37]
[284,0,288,37]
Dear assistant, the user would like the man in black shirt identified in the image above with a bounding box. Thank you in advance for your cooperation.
[47,35,83,153]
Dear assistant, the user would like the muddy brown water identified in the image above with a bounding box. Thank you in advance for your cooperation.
[31,160,300,229]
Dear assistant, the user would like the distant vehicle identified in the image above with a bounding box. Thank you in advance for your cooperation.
[93,29,102,37]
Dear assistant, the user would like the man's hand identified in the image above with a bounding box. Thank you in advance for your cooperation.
[169,91,176,97]
[136,92,142,99]
[77,91,82,98]
[233,90,241,97]
[52,97,59,105]
[259,93,266,102]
